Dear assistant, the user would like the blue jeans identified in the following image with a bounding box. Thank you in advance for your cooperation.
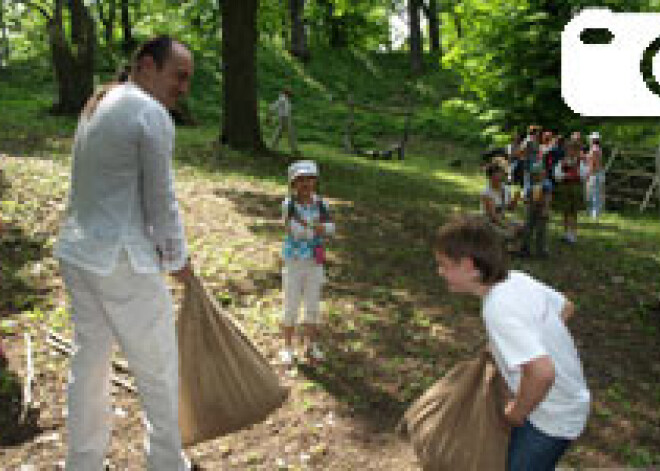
[507,420,571,471]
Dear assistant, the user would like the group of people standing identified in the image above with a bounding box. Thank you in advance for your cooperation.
[481,125,605,258]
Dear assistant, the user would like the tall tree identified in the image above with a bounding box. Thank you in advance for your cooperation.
[20,0,96,114]
[423,0,440,66]
[0,0,9,68]
[120,0,136,53]
[316,0,348,48]
[221,0,265,152]
[51,0,96,114]
[97,0,117,47]
[289,0,309,60]
[408,0,423,74]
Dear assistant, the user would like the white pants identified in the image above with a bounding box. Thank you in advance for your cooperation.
[270,116,298,154]
[60,254,188,471]
[282,258,324,326]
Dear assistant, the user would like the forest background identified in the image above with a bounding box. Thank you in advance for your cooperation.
[0,0,659,469]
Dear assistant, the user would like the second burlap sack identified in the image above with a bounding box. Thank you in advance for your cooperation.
[178,273,288,447]
[399,350,509,471]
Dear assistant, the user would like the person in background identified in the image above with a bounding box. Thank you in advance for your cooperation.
[586,131,605,219]
[434,215,590,471]
[280,160,335,365]
[481,162,522,243]
[553,132,586,244]
[269,88,300,156]
[520,161,552,258]
[55,36,195,470]
[521,125,542,191]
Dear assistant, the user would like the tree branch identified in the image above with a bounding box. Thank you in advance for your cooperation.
[13,0,52,21]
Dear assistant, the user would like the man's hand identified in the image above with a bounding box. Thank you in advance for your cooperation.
[171,260,193,284]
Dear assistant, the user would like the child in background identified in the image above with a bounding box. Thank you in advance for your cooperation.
[586,132,605,219]
[520,161,552,258]
[280,160,335,365]
[481,162,522,241]
[434,216,590,471]
[554,133,586,244]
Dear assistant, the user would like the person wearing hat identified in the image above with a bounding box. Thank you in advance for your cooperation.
[280,160,335,365]
[269,88,300,156]
[519,161,553,258]
[586,131,604,219]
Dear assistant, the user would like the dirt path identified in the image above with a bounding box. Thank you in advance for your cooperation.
[1,152,659,469]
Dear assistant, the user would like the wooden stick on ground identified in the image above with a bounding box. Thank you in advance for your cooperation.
[45,329,137,394]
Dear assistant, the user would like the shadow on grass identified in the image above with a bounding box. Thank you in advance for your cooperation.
[0,170,46,445]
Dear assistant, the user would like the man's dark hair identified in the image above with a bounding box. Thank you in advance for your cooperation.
[434,215,508,284]
[132,35,178,70]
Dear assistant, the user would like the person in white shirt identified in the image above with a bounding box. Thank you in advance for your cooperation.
[55,36,194,471]
[586,131,605,219]
[434,216,590,471]
[269,88,300,155]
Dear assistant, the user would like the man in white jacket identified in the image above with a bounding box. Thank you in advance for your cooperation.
[269,88,300,155]
[55,36,194,470]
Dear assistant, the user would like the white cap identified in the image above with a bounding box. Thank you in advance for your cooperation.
[589,131,601,141]
[288,160,318,183]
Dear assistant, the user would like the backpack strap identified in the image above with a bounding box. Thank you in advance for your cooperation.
[317,198,331,223]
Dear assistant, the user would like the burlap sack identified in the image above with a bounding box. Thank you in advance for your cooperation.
[178,273,288,447]
[399,350,509,471]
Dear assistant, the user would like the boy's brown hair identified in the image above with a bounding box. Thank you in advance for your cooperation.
[434,215,508,284]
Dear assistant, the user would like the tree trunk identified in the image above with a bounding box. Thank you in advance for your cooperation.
[97,0,117,46]
[121,0,135,53]
[426,0,440,66]
[318,0,345,48]
[221,0,265,152]
[408,0,423,75]
[0,0,9,67]
[50,0,96,114]
[289,0,309,61]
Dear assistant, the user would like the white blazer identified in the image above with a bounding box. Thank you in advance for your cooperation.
[55,83,187,275]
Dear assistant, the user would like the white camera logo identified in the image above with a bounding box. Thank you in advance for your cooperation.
[562,8,660,116]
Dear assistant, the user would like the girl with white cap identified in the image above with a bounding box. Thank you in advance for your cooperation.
[280,160,335,365]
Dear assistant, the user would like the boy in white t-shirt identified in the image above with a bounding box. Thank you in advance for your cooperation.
[434,216,590,471]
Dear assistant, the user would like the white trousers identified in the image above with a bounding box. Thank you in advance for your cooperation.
[270,116,299,154]
[282,258,324,327]
[60,254,188,471]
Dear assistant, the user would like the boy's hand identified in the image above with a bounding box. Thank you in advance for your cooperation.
[313,224,325,236]
[504,400,525,427]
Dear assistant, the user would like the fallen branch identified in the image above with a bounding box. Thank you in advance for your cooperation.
[45,330,136,394]
[20,332,34,423]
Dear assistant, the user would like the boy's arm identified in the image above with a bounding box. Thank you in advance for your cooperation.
[504,355,555,427]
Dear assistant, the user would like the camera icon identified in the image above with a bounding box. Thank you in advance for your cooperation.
[562,8,660,116]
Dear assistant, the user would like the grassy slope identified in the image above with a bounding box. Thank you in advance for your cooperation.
[1,46,659,468]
